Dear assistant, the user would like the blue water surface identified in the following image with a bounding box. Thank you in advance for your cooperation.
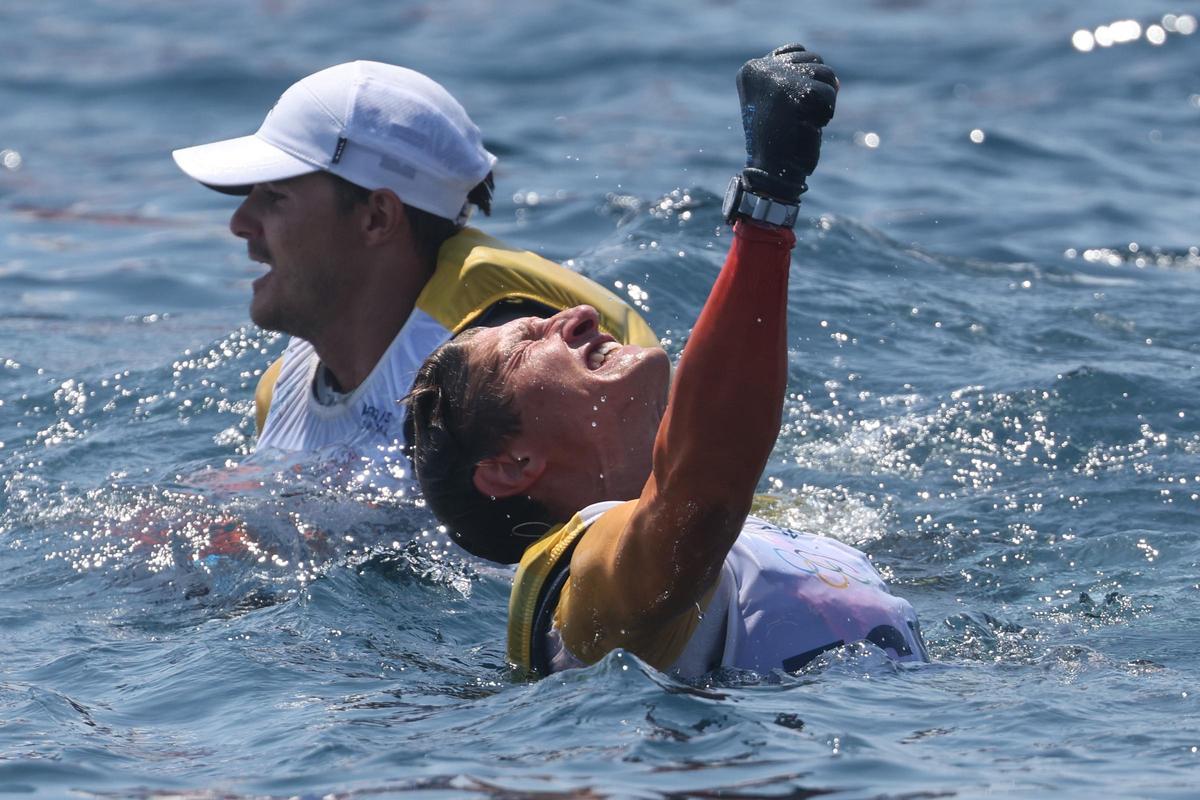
[1,0,1198,797]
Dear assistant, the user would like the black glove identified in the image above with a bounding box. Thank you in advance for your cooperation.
[736,44,838,203]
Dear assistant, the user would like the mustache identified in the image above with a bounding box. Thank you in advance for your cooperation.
[248,244,272,264]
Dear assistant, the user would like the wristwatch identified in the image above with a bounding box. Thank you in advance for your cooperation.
[722,175,800,228]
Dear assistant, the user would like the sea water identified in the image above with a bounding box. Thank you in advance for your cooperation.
[1,1,1198,796]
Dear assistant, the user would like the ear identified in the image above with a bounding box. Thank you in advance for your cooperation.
[472,447,546,499]
[361,188,409,246]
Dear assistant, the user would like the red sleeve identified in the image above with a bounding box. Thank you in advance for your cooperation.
[653,220,795,511]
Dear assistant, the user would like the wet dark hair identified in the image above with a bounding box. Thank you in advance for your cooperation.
[328,171,495,271]
[404,331,554,564]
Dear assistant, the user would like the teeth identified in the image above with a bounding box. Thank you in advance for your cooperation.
[587,341,621,369]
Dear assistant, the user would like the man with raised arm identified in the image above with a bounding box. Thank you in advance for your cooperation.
[407,45,927,676]
[172,61,655,473]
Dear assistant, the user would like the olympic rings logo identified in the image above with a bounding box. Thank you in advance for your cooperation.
[771,545,875,589]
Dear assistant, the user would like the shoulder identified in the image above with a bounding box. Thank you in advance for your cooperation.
[418,228,658,346]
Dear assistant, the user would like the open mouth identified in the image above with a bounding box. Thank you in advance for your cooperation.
[251,262,275,291]
[248,250,273,290]
[248,244,271,266]
[586,340,621,370]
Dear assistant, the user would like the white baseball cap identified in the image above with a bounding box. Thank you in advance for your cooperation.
[172,61,497,222]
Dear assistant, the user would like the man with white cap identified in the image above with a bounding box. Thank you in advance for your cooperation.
[174,61,655,477]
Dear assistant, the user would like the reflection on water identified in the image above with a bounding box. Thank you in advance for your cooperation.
[1,0,1199,796]
[1072,13,1198,53]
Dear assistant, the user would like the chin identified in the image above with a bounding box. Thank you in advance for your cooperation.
[248,293,289,335]
[248,304,280,333]
[622,346,671,393]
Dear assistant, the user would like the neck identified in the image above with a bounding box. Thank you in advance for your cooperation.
[536,449,650,521]
[312,295,417,392]
[309,251,432,393]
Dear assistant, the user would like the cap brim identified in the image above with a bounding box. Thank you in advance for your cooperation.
[172,134,318,194]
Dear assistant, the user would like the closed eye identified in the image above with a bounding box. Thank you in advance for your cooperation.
[256,184,286,205]
[499,319,538,377]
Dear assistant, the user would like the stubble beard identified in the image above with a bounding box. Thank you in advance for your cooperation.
[249,285,288,336]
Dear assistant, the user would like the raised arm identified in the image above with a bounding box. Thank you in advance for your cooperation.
[562,46,838,665]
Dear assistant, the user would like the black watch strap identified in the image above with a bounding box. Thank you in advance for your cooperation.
[722,175,800,228]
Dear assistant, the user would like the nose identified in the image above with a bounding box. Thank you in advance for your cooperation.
[549,305,599,346]
[229,193,260,240]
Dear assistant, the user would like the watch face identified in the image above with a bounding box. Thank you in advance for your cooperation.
[722,175,741,221]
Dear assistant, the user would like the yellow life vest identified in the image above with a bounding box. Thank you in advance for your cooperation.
[506,512,591,676]
[253,227,658,434]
